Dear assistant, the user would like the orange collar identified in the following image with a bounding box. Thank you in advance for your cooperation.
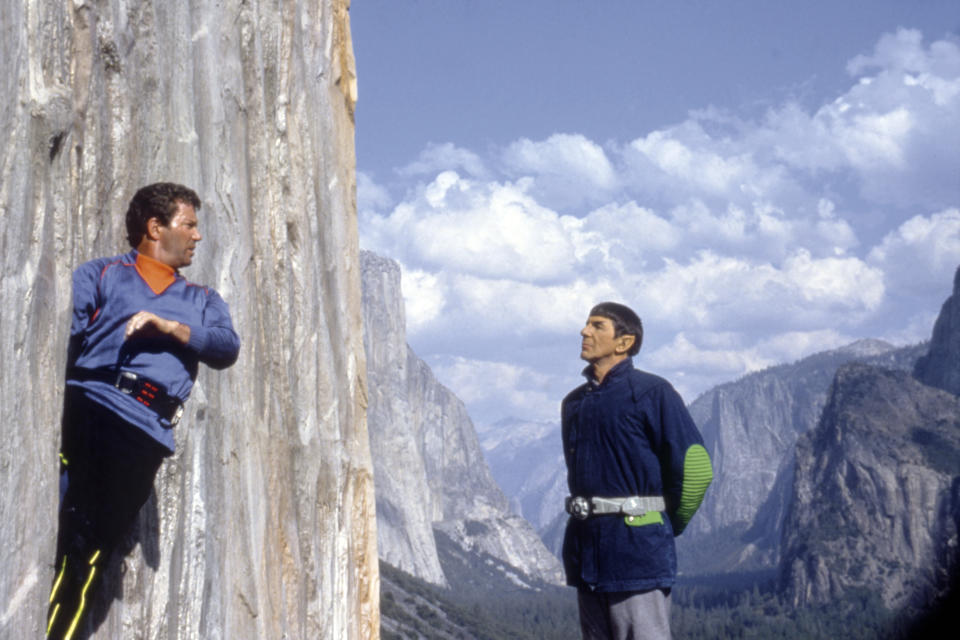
[135,252,177,294]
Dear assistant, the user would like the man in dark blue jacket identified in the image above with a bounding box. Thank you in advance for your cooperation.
[46,183,240,639]
[562,302,711,640]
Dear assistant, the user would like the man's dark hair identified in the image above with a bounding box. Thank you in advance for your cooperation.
[125,182,201,248]
[590,301,643,356]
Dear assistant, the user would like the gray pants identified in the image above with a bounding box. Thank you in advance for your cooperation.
[577,588,672,640]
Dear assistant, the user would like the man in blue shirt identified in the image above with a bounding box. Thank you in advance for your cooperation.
[562,302,712,640]
[46,183,240,639]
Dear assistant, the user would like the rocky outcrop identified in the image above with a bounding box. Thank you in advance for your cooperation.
[677,340,925,573]
[780,266,960,615]
[1,2,377,638]
[362,252,446,585]
[361,251,563,587]
[477,418,567,533]
[914,266,960,396]
[780,364,960,611]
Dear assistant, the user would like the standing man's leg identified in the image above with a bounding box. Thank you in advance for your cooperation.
[608,589,671,640]
[577,588,672,640]
[578,589,614,640]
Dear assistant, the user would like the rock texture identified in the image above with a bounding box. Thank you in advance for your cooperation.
[780,364,960,611]
[914,266,960,396]
[361,251,563,587]
[677,339,925,573]
[1,2,378,638]
[478,418,567,534]
[361,252,445,585]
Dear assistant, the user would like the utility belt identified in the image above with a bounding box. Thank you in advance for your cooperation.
[68,367,184,427]
[565,495,665,521]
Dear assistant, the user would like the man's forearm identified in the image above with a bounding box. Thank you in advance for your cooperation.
[125,311,191,345]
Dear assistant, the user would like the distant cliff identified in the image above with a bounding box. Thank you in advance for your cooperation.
[0,2,377,638]
[780,364,960,611]
[478,418,567,535]
[781,265,960,617]
[361,251,563,587]
[677,340,925,574]
[915,267,960,395]
[479,340,927,568]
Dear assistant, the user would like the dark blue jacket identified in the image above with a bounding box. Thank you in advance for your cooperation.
[66,250,240,452]
[561,358,711,592]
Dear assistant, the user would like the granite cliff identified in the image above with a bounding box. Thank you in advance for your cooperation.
[477,418,567,537]
[914,267,960,396]
[780,364,960,612]
[1,2,378,638]
[360,252,563,588]
[781,266,960,617]
[678,340,925,573]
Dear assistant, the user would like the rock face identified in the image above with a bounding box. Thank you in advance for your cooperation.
[677,340,925,573]
[1,2,378,638]
[478,418,567,535]
[780,364,960,611]
[361,252,445,585]
[361,251,563,587]
[914,266,960,396]
[780,266,960,615]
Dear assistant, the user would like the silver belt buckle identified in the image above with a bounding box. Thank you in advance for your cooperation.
[115,370,139,393]
[567,496,591,520]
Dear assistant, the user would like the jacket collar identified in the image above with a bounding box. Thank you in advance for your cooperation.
[582,356,634,388]
[132,249,178,294]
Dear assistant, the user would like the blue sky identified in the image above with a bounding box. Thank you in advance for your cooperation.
[352,1,960,427]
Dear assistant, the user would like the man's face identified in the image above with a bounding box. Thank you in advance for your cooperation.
[155,201,202,268]
[580,315,622,363]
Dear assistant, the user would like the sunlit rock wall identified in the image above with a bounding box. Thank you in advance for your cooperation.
[361,251,563,588]
[361,252,446,585]
[0,1,379,638]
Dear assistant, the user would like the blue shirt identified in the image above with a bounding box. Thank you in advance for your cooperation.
[66,249,240,452]
[561,357,710,592]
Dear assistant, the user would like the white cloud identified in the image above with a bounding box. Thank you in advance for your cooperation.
[767,28,960,208]
[502,133,617,209]
[441,274,618,337]
[579,201,681,269]
[782,250,885,310]
[360,29,960,424]
[839,107,914,170]
[629,251,884,333]
[357,170,392,212]
[400,267,447,332]
[429,356,561,423]
[398,142,489,179]
[365,171,581,284]
[847,29,959,83]
[868,208,960,299]
[815,199,859,254]
[628,129,750,196]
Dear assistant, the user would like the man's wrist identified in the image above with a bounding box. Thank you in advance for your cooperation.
[171,320,191,345]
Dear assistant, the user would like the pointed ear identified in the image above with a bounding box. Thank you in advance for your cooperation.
[616,334,635,355]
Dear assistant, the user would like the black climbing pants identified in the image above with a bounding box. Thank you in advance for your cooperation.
[46,386,167,640]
